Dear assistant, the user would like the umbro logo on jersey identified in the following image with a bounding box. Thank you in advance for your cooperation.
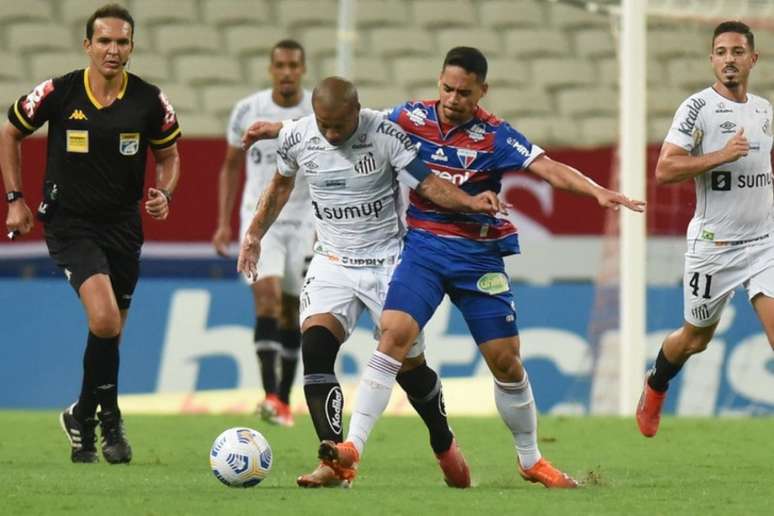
[431,147,448,162]
[719,121,736,133]
[302,159,319,170]
[355,152,377,175]
[68,109,87,120]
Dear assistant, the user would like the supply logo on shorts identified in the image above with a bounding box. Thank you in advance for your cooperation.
[119,133,140,156]
[476,272,510,295]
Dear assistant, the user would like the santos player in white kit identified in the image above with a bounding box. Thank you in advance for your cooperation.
[239,77,501,488]
[212,40,313,426]
[637,21,774,437]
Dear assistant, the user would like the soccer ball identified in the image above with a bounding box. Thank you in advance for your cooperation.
[209,427,272,487]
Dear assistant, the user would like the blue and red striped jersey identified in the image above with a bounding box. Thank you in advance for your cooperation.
[388,100,544,256]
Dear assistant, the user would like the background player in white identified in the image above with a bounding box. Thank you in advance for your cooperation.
[637,21,774,437]
[238,77,500,488]
[212,40,312,426]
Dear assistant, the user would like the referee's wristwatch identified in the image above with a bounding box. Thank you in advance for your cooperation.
[159,188,173,204]
[5,191,23,203]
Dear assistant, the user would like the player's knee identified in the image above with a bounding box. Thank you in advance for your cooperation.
[301,326,341,374]
[679,326,714,356]
[379,312,419,353]
[88,309,121,338]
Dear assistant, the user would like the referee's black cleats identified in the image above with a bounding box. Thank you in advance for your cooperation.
[98,410,133,464]
[59,403,99,464]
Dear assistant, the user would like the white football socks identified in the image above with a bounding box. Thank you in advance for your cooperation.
[345,350,401,455]
[494,373,542,470]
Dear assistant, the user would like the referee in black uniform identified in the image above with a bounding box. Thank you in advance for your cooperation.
[0,4,181,464]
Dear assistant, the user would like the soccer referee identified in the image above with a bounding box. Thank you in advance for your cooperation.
[0,3,181,464]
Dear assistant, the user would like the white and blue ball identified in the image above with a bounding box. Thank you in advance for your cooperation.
[209,427,272,487]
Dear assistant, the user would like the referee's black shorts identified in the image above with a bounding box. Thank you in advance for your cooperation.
[44,211,143,310]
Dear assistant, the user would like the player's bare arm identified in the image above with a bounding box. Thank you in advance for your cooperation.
[416,173,502,215]
[146,143,180,221]
[237,171,295,280]
[527,154,645,212]
[655,128,749,185]
[242,120,284,149]
[212,145,246,256]
[0,120,34,238]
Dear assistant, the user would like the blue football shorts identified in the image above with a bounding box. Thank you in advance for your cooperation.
[384,231,518,344]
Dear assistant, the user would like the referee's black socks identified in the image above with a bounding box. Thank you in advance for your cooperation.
[87,331,120,415]
[397,362,454,455]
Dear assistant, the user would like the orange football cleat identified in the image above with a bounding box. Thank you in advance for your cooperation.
[636,380,667,437]
[317,440,359,485]
[259,394,294,427]
[435,438,471,488]
[518,458,578,488]
[296,461,350,488]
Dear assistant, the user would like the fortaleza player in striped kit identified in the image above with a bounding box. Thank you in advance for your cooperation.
[313,47,645,488]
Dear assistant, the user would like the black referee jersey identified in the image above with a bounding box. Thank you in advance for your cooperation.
[7,68,181,220]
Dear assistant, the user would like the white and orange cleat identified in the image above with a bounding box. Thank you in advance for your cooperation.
[435,438,471,488]
[636,379,667,437]
[518,458,578,488]
[259,394,294,427]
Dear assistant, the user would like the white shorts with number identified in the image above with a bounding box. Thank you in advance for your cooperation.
[239,210,315,296]
[683,237,774,327]
[299,254,425,357]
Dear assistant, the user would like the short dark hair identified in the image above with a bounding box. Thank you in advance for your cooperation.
[271,39,305,64]
[713,20,754,50]
[442,46,488,82]
[86,4,134,42]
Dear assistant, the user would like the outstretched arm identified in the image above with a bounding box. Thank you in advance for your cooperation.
[527,154,645,212]
[655,129,747,185]
[416,173,502,215]
[237,171,296,281]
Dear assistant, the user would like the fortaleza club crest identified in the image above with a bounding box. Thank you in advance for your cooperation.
[457,148,477,169]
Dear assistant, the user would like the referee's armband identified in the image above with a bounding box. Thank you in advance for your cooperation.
[399,157,432,189]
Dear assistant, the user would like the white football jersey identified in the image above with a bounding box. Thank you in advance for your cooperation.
[275,109,421,262]
[226,89,313,223]
[665,87,774,242]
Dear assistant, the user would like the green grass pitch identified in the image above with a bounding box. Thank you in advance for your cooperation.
[0,412,770,515]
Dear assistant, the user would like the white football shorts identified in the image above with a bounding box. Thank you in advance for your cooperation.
[239,210,315,296]
[299,254,425,357]
[683,236,774,327]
